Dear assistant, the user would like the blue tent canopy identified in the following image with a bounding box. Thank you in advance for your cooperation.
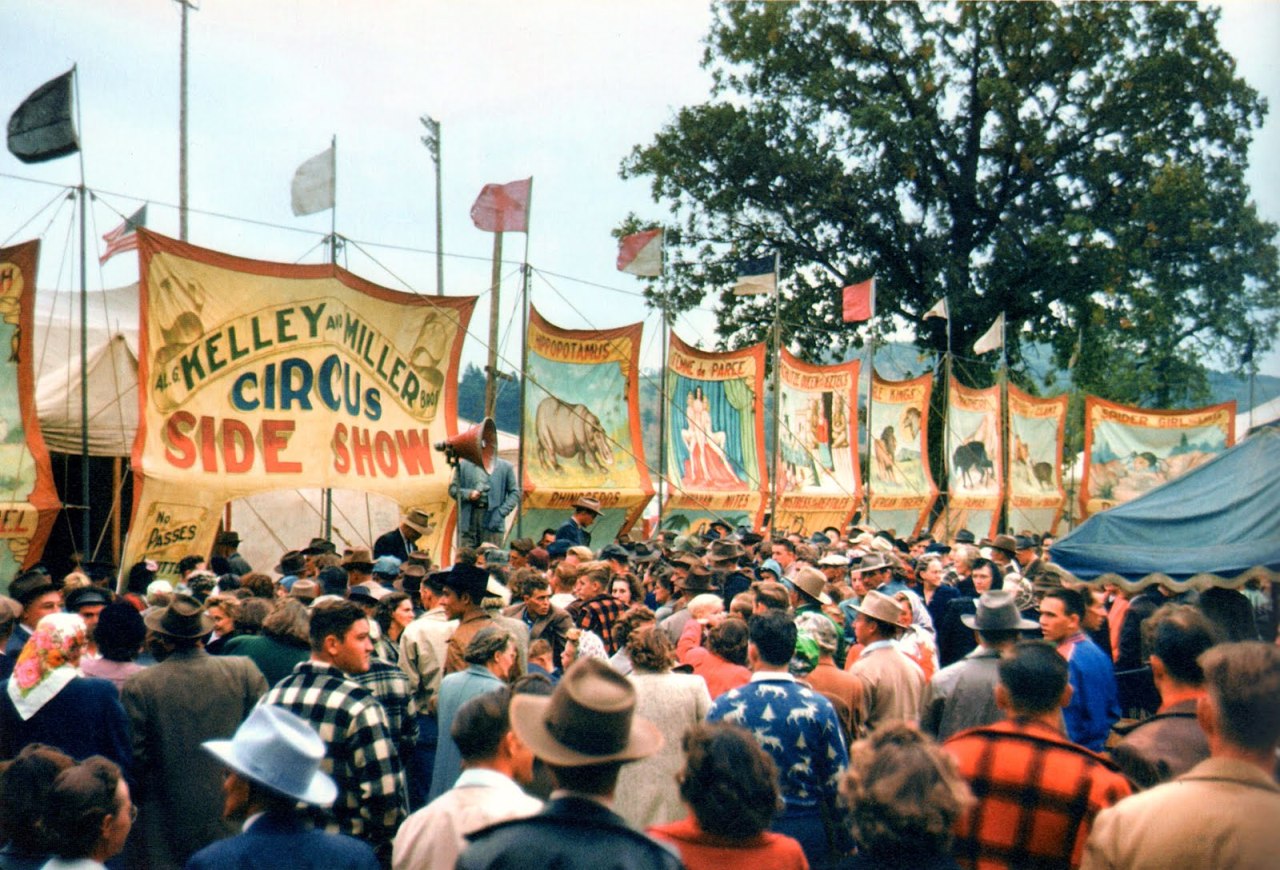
[1051,426,1280,583]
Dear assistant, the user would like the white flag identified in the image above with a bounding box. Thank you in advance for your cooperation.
[923,297,948,320]
[973,313,1004,355]
[291,145,335,216]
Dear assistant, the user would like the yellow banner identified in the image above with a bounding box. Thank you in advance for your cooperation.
[124,232,474,579]
[1007,385,1067,533]
[867,372,937,538]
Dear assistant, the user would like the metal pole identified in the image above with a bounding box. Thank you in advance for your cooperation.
[943,298,953,540]
[657,300,669,528]
[516,262,530,536]
[865,336,876,530]
[178,0,191,241]
[484,232,503,418]
[768,251,782,537]
[79,185,90,557]
[323,136,337,540]
[420,116,444,296]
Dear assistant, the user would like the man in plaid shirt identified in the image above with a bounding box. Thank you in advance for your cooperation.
[263,599,407,862]
[944,641,1132,870]
[568,562,627,655]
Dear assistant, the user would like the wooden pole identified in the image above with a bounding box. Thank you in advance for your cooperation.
[484,232,504,419]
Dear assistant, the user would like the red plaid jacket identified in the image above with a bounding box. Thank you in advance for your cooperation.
[944,719,1133,870]
[575,594,627,655]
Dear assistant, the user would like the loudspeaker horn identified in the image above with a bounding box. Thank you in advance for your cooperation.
[435,417,497,473]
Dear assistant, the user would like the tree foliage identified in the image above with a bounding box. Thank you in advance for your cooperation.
[621,1,1278,406]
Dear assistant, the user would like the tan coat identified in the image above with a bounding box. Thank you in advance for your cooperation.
[1082,756,1280,870]
[847,642,925,735]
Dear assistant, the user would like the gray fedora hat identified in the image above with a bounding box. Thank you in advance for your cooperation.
[203,705,337,806]
[961,588,1039,631]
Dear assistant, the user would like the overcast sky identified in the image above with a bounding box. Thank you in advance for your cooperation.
[3,0,1278,398]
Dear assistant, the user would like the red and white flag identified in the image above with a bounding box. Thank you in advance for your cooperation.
[99,205,147,265]
[470,177,532,233]
[841,278,875,323]
[616,228,663,276]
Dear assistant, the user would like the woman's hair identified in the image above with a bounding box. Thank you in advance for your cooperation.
[610,573,643,604]
[627,623,674,673]
[971,557,1004,591]
[707,617,750,666]
[239,572,276,600]
[205,594,242,623]
[374,592,410,635]
[261,597,311,646]
[613,606,656,655]
[0,743,74,853]
[680,722,780,839]
[44,756,125,860]
[233,598,271,635]
[463,625,514,666]
[840,723,973,861]
[93,603,147,663]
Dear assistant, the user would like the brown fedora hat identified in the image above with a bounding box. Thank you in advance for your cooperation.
[510,658,662,766]
[707,539,745,563]
[676,564,716,593]
[571,497,603,516]
[790,566,832,605]
[852,588,906,627]
[144,593,215,639]
[990,534,1018,557]
[402,508,435,536]
[342,548,375,571]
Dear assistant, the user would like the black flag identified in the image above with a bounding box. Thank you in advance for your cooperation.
[7,69,79,164]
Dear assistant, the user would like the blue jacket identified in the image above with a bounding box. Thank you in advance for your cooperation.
[449,457,519,534]
[183,810,378,870]
[1061,633,1121,752]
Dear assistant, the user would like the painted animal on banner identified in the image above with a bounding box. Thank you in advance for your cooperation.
[873,426,903,484]
[534,394,615,472]
[953,440,994,487]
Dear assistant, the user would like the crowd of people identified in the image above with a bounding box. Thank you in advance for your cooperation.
[0,512,1277,870]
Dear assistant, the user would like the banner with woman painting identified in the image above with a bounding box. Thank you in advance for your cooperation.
[519,307,652,544]
[662,333,767,536]
[772,349,860,536]
[866,372,937,538]
[1081,396,1235,519]
[1007,384,1067,535]
[943,379,1003,542]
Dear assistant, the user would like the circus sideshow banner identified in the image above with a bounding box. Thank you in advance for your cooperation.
[518,307,653,544]
[1007,385,1068,535]
[124,231,474,581]
[938,379,1003,542]
[772,349,860,537]
[866,372,937,539]
[0,240,60,586]
[1081,396,1235,519]
[661,334,767,536]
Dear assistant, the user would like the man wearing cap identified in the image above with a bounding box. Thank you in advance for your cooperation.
[376,508,436,563]
[988,534,1022,580]
[657,563,715,646]
[5,570,60,657]
[187,705,379,870]
[440,564,496,675]
[120,594,268,870]
[213,530,252,576]
[922,589,1038,740]
[1012,535,1045,585]
[789,565,848,664]
[846,589,926,735]
[554,497,601,548]
[707,538,753,603]
[64,585,112,651]
[457,659,681,870]
[450,454,519,549]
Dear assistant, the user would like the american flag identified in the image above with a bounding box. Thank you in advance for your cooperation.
[99,205,146,265]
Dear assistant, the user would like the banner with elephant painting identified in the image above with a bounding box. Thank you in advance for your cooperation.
[772,349,860,537]
[125,231,474,581]
[661,333,767,537]
[1006,384,1067,535]
[866,371,937,539]
[519,307,653,543]
[0,240,61,587]
[1080,396,1235,519]
[942,378,1003,542]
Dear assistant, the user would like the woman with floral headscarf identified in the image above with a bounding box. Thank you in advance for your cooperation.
[0,613,131,778]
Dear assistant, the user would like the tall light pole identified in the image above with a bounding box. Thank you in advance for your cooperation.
[175,0,198,241]
[420,115,444,296]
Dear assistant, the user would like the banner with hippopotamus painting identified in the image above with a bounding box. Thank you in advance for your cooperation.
[1007,384,1067,535]
[866,371,937,539]
[1081,396,1235,519]
[943,378,1003,542]
[661,333,767,537]
[772,349,860,537]
[0,240,61,586]
[519,307,652,543]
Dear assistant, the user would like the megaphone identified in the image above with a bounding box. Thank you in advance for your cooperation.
[434,417,497,473]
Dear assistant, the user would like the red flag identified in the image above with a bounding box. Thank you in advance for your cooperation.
[841,278,875,323]
[616,228,663,276]
[470,178,531,233]
[100,205,147,265]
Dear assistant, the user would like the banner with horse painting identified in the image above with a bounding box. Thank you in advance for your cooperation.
[125,231,474,580]
[772,349,860,537]
[866,371,936,539]
[519,307,652,543]
[1007,384,1067,535]
[943,379,1003,542]
[1081,396,1235,519]
[662,333,767,536]
[0,240,61,586]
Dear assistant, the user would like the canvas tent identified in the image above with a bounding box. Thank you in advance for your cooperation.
[1051,425,1280,588]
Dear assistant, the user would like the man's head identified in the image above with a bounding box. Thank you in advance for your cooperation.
[571,497,602,529]
[439,565,488,619]
[308,599,372,675]
[917,558,944,589]
[1197,641,1280,757]
[746,610,797,669]
[751,581,790,614]
[420,570,448,611]
[64,587,112,635]
[452,687,535,784]
[852,589,905,646]
[771,538,796,568]
[573,563,611,601]
[523,578,553,618]
[1144,603,1219,688]
[853,553,891,591]
[996,641,1070,718]
[1038,588,1085,644]
[11,571,60,630]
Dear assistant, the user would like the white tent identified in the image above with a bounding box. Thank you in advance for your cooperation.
[1236,393,1280,437]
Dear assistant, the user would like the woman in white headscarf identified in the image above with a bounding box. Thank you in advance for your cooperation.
[0,613,131,778]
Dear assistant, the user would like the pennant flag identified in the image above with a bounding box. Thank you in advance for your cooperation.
[732,254,776,296]
[1241,332,1255,365]
[973,313,1005,355]
[923,297,949,320]
[841,278,875,323]
[471,177,532,233]
[617,228,664,277]
[99,205,147,265]
[290,145,335,216]
[7,69,79,164]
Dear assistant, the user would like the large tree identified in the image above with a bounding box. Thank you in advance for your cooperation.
[621,1,1278,406]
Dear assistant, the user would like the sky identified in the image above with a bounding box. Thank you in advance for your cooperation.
[3,0,1278,402]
